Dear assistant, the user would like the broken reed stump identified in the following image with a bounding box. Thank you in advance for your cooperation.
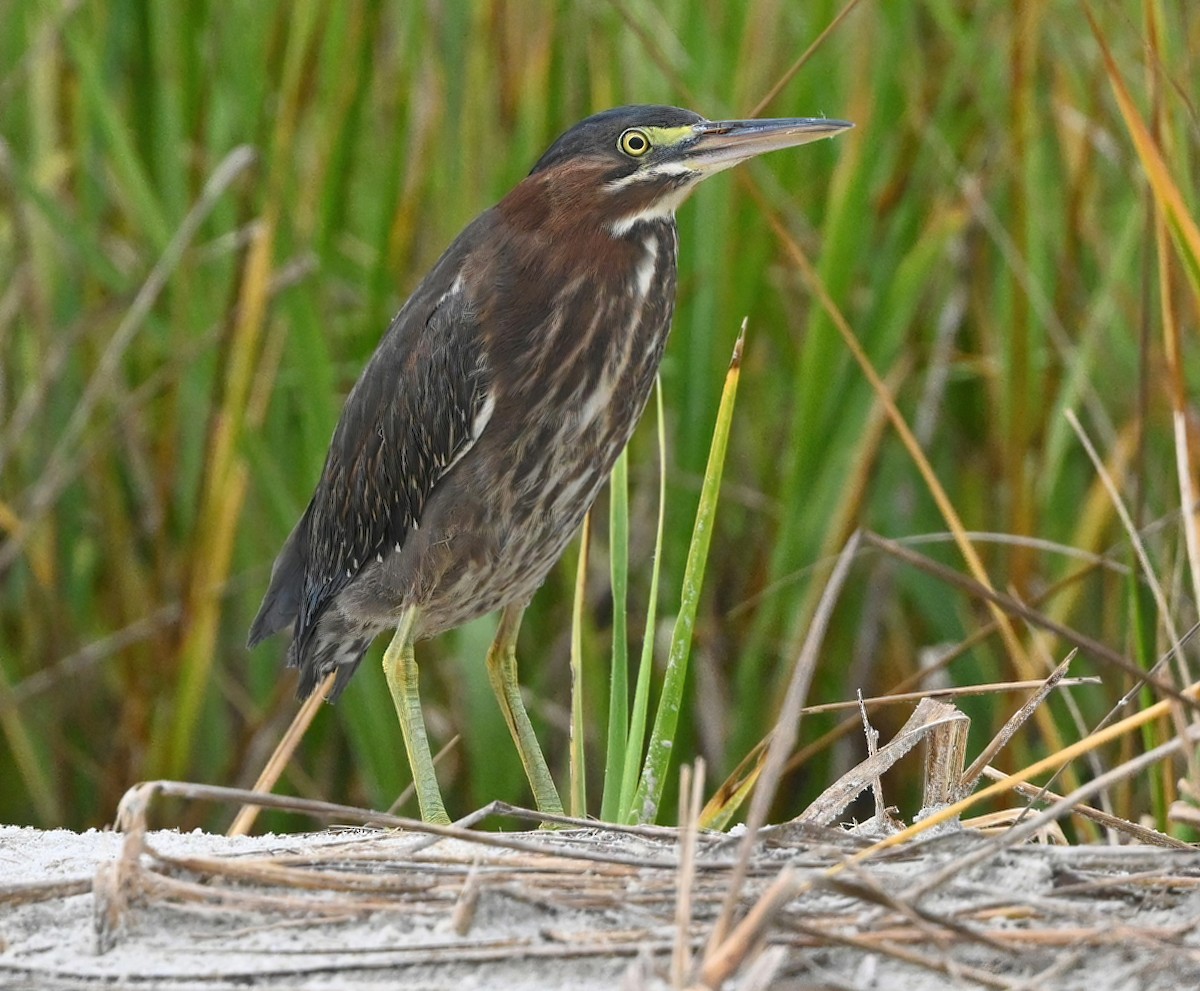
[921,699,970,810]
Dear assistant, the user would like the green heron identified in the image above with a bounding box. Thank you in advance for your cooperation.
[249,105,851,823]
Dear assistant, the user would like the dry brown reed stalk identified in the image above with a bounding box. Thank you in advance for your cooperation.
[857,691,885,821]
[228,671,337,836]
[921,700,970,811]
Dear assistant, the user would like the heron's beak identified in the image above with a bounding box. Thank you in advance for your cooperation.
[683,117,853,174]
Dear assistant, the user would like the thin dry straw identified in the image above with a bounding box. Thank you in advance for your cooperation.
[1066,409,1194,689]
[1065,407,1200,787]
[798,676,1099,715]
[228,671,337,836]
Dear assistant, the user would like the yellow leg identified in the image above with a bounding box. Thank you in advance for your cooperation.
[381,607,450,824]
[486,603,564,817]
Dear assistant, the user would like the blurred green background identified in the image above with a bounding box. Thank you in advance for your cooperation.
[3,0,1198,833]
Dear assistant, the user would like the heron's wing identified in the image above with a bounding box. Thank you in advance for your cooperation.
[248,277,492,656]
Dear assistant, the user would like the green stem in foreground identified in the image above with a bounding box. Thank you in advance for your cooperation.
[630,323,746,824]
[568,513,591,818]
[600,450,630,821]
[620,380,668,823]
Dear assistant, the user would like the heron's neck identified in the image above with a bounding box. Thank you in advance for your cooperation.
[607,184,694,239]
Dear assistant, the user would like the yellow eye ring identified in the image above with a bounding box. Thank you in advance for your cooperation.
[618,128,651,157]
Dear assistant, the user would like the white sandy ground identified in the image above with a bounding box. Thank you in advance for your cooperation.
[2,821,1200,990]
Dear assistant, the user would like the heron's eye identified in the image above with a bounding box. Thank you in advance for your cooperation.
[618,128,651,157]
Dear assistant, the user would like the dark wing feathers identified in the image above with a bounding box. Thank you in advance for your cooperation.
[249,281,491,663]
[245,504,311,648]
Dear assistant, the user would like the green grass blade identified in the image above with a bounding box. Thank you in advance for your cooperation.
[631,324,746,824]
[600,449,630,821]
[1128,558,1166,829]
[0,666,61,824]
[620,379,667,823]
[568,514,591,818]
[62,18,171,251]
